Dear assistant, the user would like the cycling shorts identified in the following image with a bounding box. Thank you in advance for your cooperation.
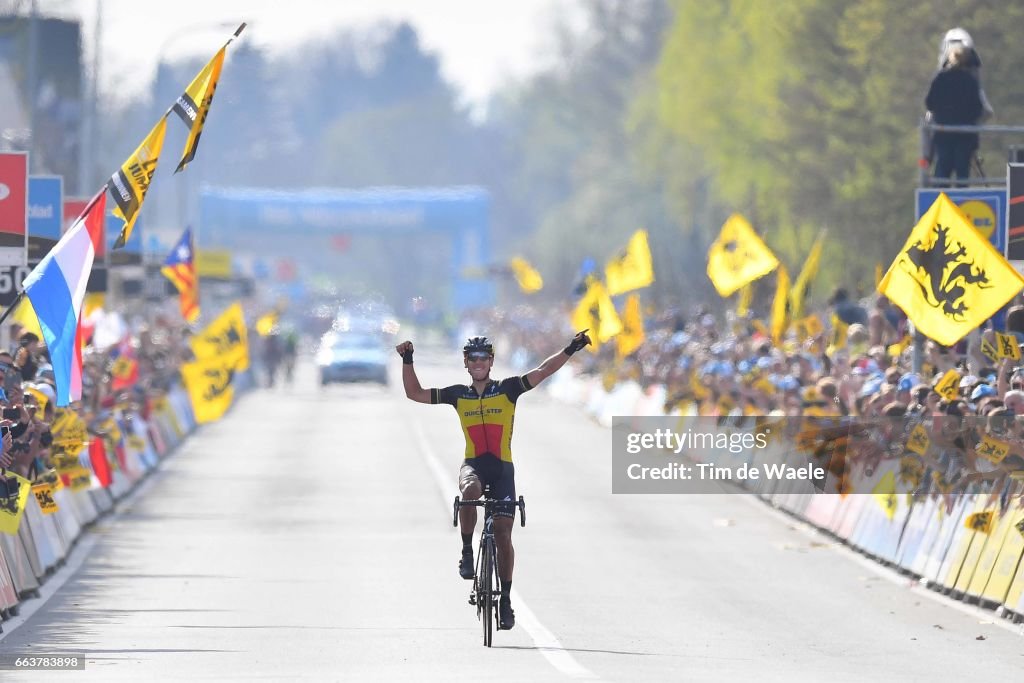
[459,456,516,519]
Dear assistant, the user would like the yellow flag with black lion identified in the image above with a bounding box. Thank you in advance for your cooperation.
[879,193,1024,346]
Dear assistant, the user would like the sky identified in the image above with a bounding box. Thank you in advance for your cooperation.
[41,0,584,112]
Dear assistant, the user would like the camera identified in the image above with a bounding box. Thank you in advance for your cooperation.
[40,430,52,447]
[1,407,20,420]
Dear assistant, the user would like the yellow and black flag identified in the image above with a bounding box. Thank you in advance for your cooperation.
[965,510,995,535]
[108,117,167,249]
[170,23,246,173]
[706,214,779,297]
[255,310,280,337]
[605,229,654,296]
[616,293,645,358]
[789,230,825,320]
[181,356,236,424]
[190,302,250,370]
[571,279,622,350]
[771,265,790,345]
[509,257,543,293]
[879,193,1024,346]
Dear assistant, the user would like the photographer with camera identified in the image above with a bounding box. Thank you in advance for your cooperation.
[18,390,52,480]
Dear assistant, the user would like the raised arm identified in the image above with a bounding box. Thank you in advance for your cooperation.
[524,330,591,389]
[396,340,432,403]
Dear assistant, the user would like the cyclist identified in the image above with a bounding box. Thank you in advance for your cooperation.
[396,331,591,630]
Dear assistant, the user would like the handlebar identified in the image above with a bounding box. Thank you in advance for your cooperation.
[453,495,527,527]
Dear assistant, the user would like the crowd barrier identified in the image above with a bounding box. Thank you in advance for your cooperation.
[547,368,1024,623]
[0,370,254,631]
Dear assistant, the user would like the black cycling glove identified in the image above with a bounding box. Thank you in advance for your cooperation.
[402,348,414,365]
[564,330,591,356]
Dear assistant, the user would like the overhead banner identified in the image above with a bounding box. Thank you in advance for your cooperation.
[0,152,28,266]
[28,175,63,262]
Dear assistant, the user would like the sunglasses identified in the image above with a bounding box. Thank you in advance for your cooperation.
[466,352,492,361]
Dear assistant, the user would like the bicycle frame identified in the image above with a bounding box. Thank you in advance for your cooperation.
[453,487,526,647]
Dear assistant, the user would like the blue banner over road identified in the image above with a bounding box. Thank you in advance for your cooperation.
[199,185,493,311]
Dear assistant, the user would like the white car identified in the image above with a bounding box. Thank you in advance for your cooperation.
[316,333,389,386]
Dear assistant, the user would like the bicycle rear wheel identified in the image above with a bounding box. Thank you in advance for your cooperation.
[480,538,494,647]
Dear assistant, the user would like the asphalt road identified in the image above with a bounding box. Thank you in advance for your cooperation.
[0,350,1022,681]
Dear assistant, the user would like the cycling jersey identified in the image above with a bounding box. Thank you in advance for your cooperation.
[431,376,533,462]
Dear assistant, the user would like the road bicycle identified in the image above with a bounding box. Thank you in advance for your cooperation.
[453,484,526,647]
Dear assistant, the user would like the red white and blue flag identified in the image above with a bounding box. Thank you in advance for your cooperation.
[22,189,105,406]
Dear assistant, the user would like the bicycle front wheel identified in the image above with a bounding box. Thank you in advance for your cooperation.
[480,538,494,647]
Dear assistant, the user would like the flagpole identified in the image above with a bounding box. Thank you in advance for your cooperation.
[0,291,26,327]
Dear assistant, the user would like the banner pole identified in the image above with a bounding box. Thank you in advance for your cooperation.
[0,291,26,327]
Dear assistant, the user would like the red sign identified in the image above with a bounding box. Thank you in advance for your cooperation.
[64,196,105,259]
[62,197,88,232]
[0,152,28,263]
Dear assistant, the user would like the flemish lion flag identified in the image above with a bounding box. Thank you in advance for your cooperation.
[0,472,32,535]
[965,511,995,535]
[871,470,898,520]
[706,214,779,297]
[605,229,654,296]
[509,257,543,293]
[879,193,1024,345]
[571,279,622,350]
[181,356,236,424]
[616,293,645,358]
[108,117,167,249]
[190,302,249,370]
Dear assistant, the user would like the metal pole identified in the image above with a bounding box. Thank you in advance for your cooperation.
[82,0,103,195]
[25,0,38,172]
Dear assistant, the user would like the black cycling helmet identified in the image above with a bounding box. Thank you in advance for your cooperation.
[463,336,494,355]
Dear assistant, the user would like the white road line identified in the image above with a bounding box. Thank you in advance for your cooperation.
[410,418,598,679]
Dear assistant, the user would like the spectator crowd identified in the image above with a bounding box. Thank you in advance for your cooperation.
[466,287,1024,512]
